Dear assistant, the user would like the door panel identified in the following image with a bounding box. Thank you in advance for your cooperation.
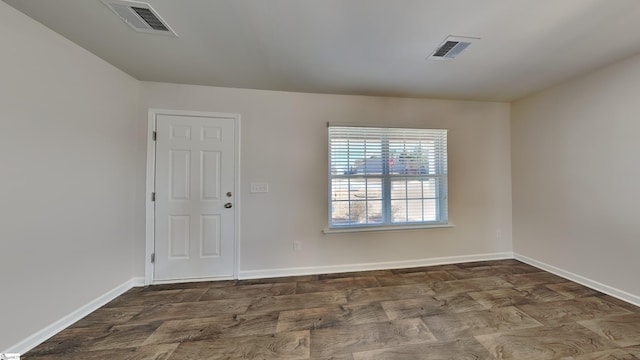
[154,114,236,281]
[169,215,190,258]
[201,151,221,200]
[201,215,221,257]
[170,150,190,200]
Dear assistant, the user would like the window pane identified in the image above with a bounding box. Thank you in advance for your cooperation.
[389,139,430,175]
[422,178,436,198]
[391,178,435,223]
[406,199,424,222]
[391,199,424,223]
[330,178,383,201]
[348,178,367,201]
[406,179,423,199]
[365,178,382,200]
[332,200,370,225]
[423,199,437,221]
[331,178,349,202]
[349,201,367,224]
[333,139,383,175]
[391,199,407,222]
[331,201,350,225]
[331,178,385,226]
[366,200,383,224]
[329,126,447,228]
[391,178,407,200]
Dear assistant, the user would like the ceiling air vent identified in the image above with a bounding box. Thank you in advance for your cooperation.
[101,0,177,37]
[429,36,478,60]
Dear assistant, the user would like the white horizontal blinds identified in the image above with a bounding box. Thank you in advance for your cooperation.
[329,127,383,176]
[329,127,384,226]
[329,126,448,228]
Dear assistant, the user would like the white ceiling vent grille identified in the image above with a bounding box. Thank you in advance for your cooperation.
[429,36,478,60]
[101,0,177,37]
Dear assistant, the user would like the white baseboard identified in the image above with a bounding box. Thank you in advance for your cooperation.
[152,275,235,285]
[4,277,144,355]
[514,253,640,307]
[238,252,514,280]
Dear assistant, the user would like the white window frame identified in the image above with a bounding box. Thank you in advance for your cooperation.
[327,125,449,232]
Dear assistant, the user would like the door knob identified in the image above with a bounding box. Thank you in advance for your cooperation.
[224,203,233,208]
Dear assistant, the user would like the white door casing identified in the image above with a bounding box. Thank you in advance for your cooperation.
[146,110,239,283]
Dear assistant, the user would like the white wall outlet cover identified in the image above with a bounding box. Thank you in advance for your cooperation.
[250,182,269,193]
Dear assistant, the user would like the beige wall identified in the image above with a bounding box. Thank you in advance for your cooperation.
[512,53,640,299]
[0,2,140,350]
[139,83,513,276]
[6,0,640,350]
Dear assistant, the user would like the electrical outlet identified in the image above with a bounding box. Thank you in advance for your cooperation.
[293,241,302,251]
[496,229,502,241]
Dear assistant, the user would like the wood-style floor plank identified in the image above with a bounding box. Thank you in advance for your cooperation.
[310,318,436,358]
[352,337,493,360]
[474,323,616,359]
[422,306,544,341]
[22,260,640,359]
[578,314,640,347]
[167,330,310,360]
[276,303,388,332]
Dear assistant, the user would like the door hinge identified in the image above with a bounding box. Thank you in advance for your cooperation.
[151,192,156,201]
[152,131,157,141]
[151,253,155,263]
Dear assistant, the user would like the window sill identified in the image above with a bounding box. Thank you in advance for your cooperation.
[322,223,455,234]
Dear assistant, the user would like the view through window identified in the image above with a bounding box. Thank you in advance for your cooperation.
[328,126,448,228]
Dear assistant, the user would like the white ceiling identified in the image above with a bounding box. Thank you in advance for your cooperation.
[5,0,640,101]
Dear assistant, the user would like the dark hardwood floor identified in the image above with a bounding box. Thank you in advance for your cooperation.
[23,259,640,359]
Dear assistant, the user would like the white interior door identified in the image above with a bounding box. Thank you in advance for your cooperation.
[154,113,236,281]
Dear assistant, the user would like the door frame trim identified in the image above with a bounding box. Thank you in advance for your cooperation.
[145,108,241,285]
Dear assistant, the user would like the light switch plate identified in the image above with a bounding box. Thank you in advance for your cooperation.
[250,182,269,193]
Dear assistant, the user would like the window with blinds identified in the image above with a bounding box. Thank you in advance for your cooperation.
[328,125,448,229]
